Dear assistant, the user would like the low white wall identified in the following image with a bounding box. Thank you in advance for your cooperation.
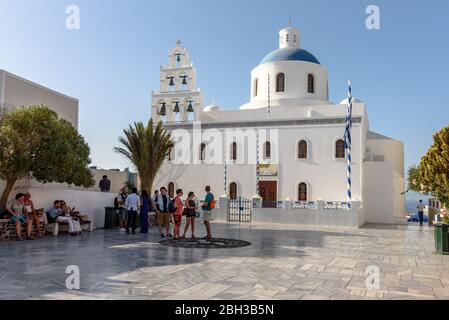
[15,186,116,229]
[213,197,364,228]
[251,202,363,228]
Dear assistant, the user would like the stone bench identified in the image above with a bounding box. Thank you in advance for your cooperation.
[0,217,46,241]
[45,213,94,236]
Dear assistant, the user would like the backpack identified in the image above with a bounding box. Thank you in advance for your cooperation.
[168,200,176,214]
[114,197,119,210]
[207,194,215,210]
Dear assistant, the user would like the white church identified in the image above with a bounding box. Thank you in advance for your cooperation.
[151,24,405,226]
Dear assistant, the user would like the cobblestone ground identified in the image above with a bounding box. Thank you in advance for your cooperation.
[1,222,448,300]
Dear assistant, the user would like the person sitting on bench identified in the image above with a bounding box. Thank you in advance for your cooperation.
[7,193,33,241]
[47,200,81,236]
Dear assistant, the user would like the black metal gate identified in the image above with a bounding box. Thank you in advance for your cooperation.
[229,197,252,222]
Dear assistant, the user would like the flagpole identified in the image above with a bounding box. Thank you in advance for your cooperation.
[345,80,353,209]
[256,130,260,196]
[267,74,271,120]
[224,132,228,197]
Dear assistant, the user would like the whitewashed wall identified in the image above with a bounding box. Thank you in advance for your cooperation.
[14,186,115,229]
[0,69,79,128]
[213,197,364,228]
[155,121,364,203]
[363,162,395,224]
[366,138,405,219]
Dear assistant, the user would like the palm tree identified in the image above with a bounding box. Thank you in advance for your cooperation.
[114,120,174,192]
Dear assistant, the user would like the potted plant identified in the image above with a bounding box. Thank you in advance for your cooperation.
[434,214,449,255]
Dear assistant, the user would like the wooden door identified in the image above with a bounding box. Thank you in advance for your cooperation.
[259,181,277,208]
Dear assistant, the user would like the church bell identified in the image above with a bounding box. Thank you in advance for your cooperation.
[159,103,167,116]
[187,101,194,113]
[173,102,180,113]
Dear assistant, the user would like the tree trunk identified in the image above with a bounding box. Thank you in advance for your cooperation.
[143,176,154,194]
[0,178,16,211]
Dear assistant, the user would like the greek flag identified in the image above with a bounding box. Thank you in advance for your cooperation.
[344,81,353,208]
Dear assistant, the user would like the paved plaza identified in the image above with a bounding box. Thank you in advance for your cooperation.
[1,221,449,300]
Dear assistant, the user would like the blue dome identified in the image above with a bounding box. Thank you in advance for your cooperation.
[260,47,320,65]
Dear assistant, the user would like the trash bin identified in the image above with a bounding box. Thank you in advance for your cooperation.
[104,207,119,229]
[434,223,449,255]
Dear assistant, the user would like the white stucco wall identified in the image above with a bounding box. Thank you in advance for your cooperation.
[363,162,395,224]
[248,61,329,109]
[14,187,115,229]
[155,120,364,203]
[366,137,405,219]
[0,70,79,128]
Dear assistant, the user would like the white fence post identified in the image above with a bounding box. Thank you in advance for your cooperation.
[217,196,229,223]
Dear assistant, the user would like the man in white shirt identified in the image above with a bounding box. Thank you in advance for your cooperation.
[417,200,425,226]
[125,187,140,234]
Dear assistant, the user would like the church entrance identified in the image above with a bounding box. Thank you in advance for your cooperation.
[259,181,277,208]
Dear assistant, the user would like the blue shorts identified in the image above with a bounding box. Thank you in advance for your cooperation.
[118,208,128,221]
[11,215,27,223]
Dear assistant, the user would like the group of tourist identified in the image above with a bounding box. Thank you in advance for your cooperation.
[115,185,215,240]
[4,192,85,241]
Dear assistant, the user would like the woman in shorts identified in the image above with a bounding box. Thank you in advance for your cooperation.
[182,192,198,239]
[173,189,184,240]
[24,193,43,238]
[7,193,31,241]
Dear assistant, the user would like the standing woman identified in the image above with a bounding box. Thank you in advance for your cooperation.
[140,190,150,234]
[182,192,198,239]
[173,189,184,240]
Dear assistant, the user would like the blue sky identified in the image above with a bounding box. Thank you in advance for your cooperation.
[0,0,448,180]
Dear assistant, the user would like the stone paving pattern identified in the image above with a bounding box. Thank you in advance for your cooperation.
[1,222,449,300]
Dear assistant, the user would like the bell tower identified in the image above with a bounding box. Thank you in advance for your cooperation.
[279,21,300,49]
[151,40,204,123]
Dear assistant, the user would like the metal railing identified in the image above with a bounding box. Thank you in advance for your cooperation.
[323,201,351,210]
[291,201,318,210]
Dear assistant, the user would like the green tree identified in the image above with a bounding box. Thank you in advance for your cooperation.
[406,164,423,194]
[114,121,174,192]
[417,126,449,207]
[0,105,94,210]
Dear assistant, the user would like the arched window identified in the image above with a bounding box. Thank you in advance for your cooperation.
[276,73,285,92]
[253,78,258,97]
[264,141,271,159]
[168,147,173,161]
[230,182,238,200]
[231,142,237,161]
[200,143,206,161]
[168,182,175,199]
[298,183,308,201]
[308,74,315,93]
[335,139,345,159]
[298,140,308,159]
